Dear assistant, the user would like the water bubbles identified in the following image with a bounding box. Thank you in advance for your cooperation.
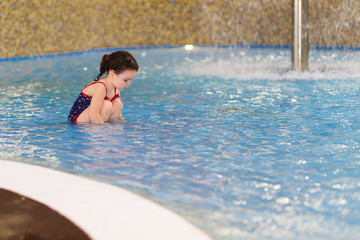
[296,160,307,165]
[276,197,291,205]
[329,198,348,206]
[233,200,247,206]
[332,184,343,190]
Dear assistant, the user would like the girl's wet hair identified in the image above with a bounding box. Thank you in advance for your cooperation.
[94,50,139,81]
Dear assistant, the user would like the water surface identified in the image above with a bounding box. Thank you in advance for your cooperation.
[1,46,360,239]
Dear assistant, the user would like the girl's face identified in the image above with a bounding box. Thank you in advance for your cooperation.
[111,70,138,90]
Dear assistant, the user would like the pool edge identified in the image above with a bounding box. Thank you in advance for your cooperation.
[1,43,359,62]
[0,160,212,240]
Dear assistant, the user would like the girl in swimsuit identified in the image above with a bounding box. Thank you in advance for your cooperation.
[68,50,139,124]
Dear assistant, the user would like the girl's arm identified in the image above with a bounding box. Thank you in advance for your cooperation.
[89,85,107,124]
[109,98,125,121]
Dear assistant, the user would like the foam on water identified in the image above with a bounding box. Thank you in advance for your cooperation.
[181,47,360,81]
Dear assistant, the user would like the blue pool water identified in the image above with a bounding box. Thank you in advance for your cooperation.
[1,46,360,239]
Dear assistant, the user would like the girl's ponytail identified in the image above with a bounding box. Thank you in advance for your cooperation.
[94,54,110,81]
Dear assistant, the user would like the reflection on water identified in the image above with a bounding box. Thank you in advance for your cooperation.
[73,124,133,172]
[1,47,360,240]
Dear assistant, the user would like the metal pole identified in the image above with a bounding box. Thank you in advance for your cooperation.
[292,0,309,71]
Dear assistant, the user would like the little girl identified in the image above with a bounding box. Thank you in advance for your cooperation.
[68,50,139,124]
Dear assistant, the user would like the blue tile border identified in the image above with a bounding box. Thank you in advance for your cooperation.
[310,45,360,51]
[0,45,184,62]
[0,44,359,62]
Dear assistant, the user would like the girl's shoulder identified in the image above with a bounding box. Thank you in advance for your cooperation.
[82,81,108,96]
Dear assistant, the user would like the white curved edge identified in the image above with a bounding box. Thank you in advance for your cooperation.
[0,160,212,240]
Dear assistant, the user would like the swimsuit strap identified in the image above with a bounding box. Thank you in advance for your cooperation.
[111,87,120,101]
[82,81,109,98]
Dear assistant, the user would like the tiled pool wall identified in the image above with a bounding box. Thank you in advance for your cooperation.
[1,0,359,58]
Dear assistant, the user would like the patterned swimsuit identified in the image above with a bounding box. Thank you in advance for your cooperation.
[68,82,119,123]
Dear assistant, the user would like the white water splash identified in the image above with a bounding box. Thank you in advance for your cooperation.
[180,47,360,81]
